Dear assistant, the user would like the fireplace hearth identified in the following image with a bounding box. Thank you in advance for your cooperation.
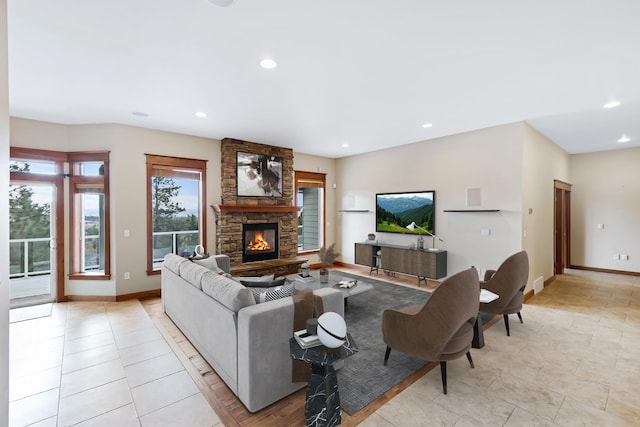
[242,223,279,263]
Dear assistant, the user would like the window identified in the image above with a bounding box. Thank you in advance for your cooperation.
[295,171,325,253]
[68,152,111,279]
[146,154,207,273]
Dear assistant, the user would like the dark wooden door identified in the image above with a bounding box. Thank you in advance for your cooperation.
[554,180,572,275]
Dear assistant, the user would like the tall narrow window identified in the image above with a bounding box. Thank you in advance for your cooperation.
[295,171,326,253]
[69,152,111,279]
[146,154,207,273]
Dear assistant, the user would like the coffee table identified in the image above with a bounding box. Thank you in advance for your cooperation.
[288,270,373,309]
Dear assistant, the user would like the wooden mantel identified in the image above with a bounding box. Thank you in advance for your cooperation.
[211,204,301,213]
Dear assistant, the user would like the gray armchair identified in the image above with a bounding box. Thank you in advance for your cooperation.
[382,268,480,394]
[480,250,529,336]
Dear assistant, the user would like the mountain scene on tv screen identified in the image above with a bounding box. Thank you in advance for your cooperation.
[376,194,434,234]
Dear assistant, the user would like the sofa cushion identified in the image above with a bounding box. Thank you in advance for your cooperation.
[163,253,188,275]
[240,276,286,288]
[192,256,225,275]
[248,283,295,304]
[179,262,210,290]
[201,271,256,312]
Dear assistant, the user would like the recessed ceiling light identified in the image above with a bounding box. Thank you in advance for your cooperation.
[132,111,149,117]
[618,135,630,143]
[207,0,235,7]
[260,59,277,69]
[342,143,349,148]
[603,101,621,109]
[421,123,433,128]
[195,112,207,118]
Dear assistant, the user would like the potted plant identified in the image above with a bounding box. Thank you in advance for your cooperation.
[318,243,340,283]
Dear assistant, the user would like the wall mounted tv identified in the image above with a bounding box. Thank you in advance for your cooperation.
[376,190,435,235]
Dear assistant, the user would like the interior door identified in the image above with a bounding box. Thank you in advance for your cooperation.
[554,180,572,275]
[9,181,58,307]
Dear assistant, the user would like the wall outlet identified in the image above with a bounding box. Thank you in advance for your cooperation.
[124,272,130,280]
[481,228,490,236]
[124,229,130,237]
[613,254,620,261]
[622,254,629,261]
[597,223,604,229]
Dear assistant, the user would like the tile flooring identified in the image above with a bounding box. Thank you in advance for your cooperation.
[8,268,640,426]
[9,299,221,427]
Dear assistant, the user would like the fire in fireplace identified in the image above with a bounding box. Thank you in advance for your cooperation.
[242,223,279,263]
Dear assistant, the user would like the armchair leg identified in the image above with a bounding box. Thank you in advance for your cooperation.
[503,314,511,336]
[440,361,447,394]
[465,351,474,369]
[517,311,523,323]
[384,346,391,366]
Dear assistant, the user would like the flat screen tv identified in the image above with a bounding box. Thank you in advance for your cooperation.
[376,190,435,235]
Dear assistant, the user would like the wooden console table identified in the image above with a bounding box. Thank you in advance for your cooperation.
[354,242,447,283]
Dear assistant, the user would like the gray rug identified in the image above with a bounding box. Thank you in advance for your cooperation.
[335,272,494,415]
[335,273,431,415]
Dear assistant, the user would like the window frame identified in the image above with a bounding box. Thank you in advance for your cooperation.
[295,170,326,255]
[68,151,111,280]
[146,154,207,275]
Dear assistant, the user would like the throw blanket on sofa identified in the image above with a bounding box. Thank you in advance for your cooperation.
[292,288,324,382]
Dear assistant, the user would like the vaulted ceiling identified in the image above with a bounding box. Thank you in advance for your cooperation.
[8,1,640,158]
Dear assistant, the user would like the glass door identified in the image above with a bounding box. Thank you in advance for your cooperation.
[9,181,57,308]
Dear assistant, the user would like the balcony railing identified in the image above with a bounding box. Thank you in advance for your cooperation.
[9,237,52,279]
[152,230,199,269]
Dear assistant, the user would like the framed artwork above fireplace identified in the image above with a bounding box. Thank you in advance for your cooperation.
[237,151,283,197]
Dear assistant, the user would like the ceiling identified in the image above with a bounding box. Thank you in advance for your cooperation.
[7,0,640,159]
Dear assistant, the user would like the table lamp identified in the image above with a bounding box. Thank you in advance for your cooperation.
[406,222,444,251]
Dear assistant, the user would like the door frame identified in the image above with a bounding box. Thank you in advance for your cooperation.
[554,180,572,275]
[10,147,67,303]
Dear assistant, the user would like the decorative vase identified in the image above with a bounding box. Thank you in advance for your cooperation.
[319,267,329,283]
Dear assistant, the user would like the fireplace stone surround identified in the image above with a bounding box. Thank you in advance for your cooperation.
[213,138,306,276]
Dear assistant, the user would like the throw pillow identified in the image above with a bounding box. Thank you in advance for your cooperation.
[234,274,274,285]
[248,283,295,304]
[192,256,225,275]
[240,276,286,288]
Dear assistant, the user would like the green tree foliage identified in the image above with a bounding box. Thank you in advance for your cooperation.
[9,164,51,239]
[152,176,186,232]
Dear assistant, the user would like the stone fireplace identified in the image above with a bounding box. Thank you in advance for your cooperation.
[212,138,306,276]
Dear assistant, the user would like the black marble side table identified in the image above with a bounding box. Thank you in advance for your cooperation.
[290,334,358,427]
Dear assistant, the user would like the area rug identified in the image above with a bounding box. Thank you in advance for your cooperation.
[9,303,53,323]
[335,272,494,415]
[335,272,431,415]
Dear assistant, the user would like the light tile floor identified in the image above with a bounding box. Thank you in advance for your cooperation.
[9,299,221,427]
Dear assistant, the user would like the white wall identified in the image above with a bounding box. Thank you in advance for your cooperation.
[1,0,10,422]
[336,123,525,278]
[10,118,221,296]
[570,148,640,272]
[522,123,570,289]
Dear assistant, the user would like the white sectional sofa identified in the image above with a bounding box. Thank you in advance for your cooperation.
[161,253,344,412]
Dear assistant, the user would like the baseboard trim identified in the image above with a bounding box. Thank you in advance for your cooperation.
[116,289,161,302]
[65,289,161,303]
[66,295,117,302]
[568,265,640,277]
